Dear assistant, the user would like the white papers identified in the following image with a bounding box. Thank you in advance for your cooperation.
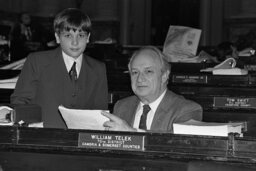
[28,122,44,128]
[163,25,201,62]
[58,105,109,130]
[173,119,244,137]
[0,58,24,89]
[212,68,248,75]
[200,58,236,72]
[0,76,18,83]
[0,76,18,89]
[0,82,16,89]
[200,57,248,75]
[0,58,26,70]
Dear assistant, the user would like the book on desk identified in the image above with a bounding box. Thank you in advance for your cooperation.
[173,119,245,137]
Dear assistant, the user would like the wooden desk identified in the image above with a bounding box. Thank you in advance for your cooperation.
[168,64,256,137]
[1,68,256,135]
[0,127,256,171]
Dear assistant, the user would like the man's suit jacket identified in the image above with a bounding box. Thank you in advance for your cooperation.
[11,47,108,128]
[113,90,202,133]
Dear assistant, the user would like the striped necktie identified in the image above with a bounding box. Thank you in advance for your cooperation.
[69,62,77,82]
[139,105,151,130]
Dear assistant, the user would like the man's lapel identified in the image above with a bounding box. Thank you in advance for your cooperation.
[127,97,140,125]
[150,91,173,130]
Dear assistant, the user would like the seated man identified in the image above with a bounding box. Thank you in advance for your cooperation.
[102,46,202,132]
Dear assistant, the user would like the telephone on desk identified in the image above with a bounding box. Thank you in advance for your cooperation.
[0,104,41,126]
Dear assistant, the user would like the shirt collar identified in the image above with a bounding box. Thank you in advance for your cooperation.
[139,89,167,113]
[62,51,83,74]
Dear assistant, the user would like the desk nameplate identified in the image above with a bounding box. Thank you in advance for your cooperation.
[234,138,256,158]
[172,74,207,84]
[78,132,145,151]
[213,97,256,109]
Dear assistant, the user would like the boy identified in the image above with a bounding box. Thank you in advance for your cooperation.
[11,8,108,129]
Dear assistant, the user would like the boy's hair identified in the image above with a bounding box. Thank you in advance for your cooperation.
[54,8,91,35]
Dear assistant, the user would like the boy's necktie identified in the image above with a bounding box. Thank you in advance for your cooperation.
[69,62,77,82]
[139,105,151,130]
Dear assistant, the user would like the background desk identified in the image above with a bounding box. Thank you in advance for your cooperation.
[1,66,256,137]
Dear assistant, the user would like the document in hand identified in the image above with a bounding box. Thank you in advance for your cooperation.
[58,105,109,130]
[173,119,244,137]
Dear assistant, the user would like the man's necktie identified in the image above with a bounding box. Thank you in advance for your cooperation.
[69,62,77,82]
[139,105,151,130]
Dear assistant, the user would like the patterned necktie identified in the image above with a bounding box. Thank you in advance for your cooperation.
[69,62,77,82]
[139,105,151,130]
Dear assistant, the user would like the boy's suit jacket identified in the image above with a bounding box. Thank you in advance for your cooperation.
[11,47,108,128]
[113,90,202,133]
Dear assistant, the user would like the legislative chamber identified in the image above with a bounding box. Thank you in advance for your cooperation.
[1,0,256,170]
[0,44,256,171]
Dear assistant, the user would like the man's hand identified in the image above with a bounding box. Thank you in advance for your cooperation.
[101,111,137,132]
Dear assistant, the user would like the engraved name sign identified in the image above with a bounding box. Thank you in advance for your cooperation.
[213,97,256,109]
[78,133,145,151]
[172,74,207,84]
